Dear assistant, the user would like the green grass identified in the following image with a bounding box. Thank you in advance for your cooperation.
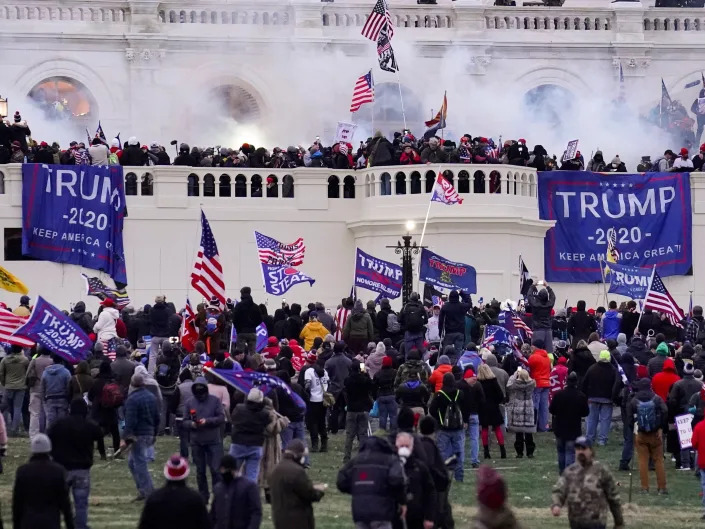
[0,431,703,528]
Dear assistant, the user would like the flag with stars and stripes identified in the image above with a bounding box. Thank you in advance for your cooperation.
[255,231,306,267]
[191,211,226,307]
[350,70,375,113]
[643,269,684,328]
[82,274,130,309]
[361,0,394,41]
[0,309,33,348]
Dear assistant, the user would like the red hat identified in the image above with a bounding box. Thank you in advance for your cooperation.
[463,368,475,379]
[267,336,278,345]
[204,361,214,368]
[700,143,705,152]
[289,339,299,346]
[164,454,190,481]
[39,141,48,147]
[100,298,115,307]
[518,138,526,144]
[558,356,568,365]
[306,352,317,363]
[141,145,148,150]
[382,356,393,368]
[266,176,275,183]
[477,465,507,510]
[587,308,595,315]
[681,147,689,156]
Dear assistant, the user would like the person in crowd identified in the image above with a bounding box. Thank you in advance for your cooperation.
[613,352,638,471]
[149,295,174,358]
[399,292,427,355]
[399,143,421,165]
[600,301,622,341]
[673,147,694,170]
[93,298,120,346]
[12,433,74,529]
[648,341,671,378]
[429,372,467,482]
[582,350,617,446]
[429,353,454,392]
[506,368,537,459]
[482,351,509,397]
[324,342,351,435]
[182,376,224,500]
[620,301,640,339]
[395,432,436,529]
[586,332,607,361]
[337,435,407,529]
[527,282,556,353]
[13,295,31,317]
[439,290,471,357]
[300,312,330,352]
[210,454,263,529]
[425,304,441,346]
[457,367,485,469]
[417,416,453,528]
[549,356,569,404]
[269,439,325,529]
[626,378,669,494]
[229,388,270,483]
[88,360,122,455]
[374,356,397,434]
[457,343,482,374]
[26,344,53,438]
[549,371,589,474]
[652,355,682,467]
[551,436,624,529]
[395,348,429,388]
[277,370,306,451]
[48,399,106,529]
[686,305,705,345]
[669,362,702,469]
[302,352,328,452]
[42,356,72,430]
[477,364,506,459]
[421,137,448,164]
[122,373,160,501]
[528,339,551,432]
[365,342,387,378]
[334,298,353,342]
[473,464,522,529]
[231,287,263,354]
[69,301,94,335]
[343,301,374,355]
[690,414,705,519]
[138,455,210,529]
[1,344,29,435]
[567,300,597,349]
[396,370,430,417]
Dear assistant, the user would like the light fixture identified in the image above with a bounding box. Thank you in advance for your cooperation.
[0,96,7,119]
[405,220,416,232]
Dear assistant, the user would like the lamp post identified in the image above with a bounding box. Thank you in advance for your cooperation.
[0,96,7,119]
[387,221,426,305]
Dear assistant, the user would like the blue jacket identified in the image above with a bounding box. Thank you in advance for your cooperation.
[41,363,71,400]
[124,387,159,439]
[457,350,482,374]
[601,310,621,340]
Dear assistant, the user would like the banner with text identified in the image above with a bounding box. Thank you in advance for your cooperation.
[22,164,128,285]
[354,248,402,299]
[607,262,652,300]
[419,248,477,294]
[262,264,315,296]
[538,171,692,283]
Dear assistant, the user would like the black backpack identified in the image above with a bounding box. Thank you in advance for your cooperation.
[438,390,463,430]
[156,362,174,387]
[405,306,425,333]
[696,321,705,346]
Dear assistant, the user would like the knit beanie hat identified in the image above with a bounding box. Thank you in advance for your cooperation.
[438,355,450,366]
[598,350,611,363]
[164,454,190,481]
[684,362,695,376]
[31,433,52,454]
[382,356,393,368]
[477,465,507,510]
[247,388,264,404]
[656,342,669,356]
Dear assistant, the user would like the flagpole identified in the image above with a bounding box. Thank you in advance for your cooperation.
[395,70,407,131]
[635,265,657,333]
[599,257,609,306]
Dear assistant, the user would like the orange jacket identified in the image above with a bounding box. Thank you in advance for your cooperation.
[429,364,453,392]
[528,349,551,388]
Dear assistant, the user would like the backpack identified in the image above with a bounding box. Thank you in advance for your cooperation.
[438,390,463,430]
[696,321,705,346]
[155,362,173,387]
[108,152,119,165]
[636,397,660,433]
[386,312,401,334]
[101,382,124,408]
[405,306,425,333]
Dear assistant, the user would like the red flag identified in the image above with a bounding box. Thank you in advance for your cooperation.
[180,298,198,353]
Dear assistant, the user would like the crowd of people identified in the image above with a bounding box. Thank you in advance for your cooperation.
[2,279,705,528]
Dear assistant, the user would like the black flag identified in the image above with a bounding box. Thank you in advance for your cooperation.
[376,25,398,73]
[519,256,533,297]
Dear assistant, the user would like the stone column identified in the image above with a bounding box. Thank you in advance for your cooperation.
[612,0,645,43]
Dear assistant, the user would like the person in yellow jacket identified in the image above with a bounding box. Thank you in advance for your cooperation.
[299,312,329,351]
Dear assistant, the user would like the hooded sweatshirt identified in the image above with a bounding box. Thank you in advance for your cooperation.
[648,342,670,378]
[182,377,225,445]
[41,363,71,400]
[528,348,551,388]
[365,343,387,378]
[600,310,621,340]
[652,358,680,402]
[299,320,329,351]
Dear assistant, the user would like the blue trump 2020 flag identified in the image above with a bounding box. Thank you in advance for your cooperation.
[607,262,652,300]
[419,248,476,293]
[231,322,268,353]
[354,248,402,299]
[22,164,128,285]
[14,296,91,363]
[207,367,306,411]
[538,171,691,283]
[262,264,315,296]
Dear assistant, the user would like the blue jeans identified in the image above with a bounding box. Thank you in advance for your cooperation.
[377,395,397,433]
[403,332,424,357]
[67,469,90,529]
[620,407,633,467]
[45,399,68,431]
[4,388,25,433]
[281,420,306,451]
[192,442,223,500]
[380,173,391,196]
[556,437,575,474]
[229,444,263,483]
[532,388,549,432]
[441,332,465,362]
[128,435,154,497]
[586,401,612,445]
[437,429,465,482]
[467,414,480,465]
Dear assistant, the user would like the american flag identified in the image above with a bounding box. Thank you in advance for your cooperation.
[643,270,684,328]
[82,274,130,309]
[180,298,198,353]
[511,311,533,339]
[481,325,512,348]
[431,295,444,308]
[191,211,226,306]
[207,367,306,411]
[350,71,374,113]
[431,173,463,205]
[361,0,393,41]
[255,231,305,267]
[0,310,34,347]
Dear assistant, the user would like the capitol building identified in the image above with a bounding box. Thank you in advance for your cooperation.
[0,0,704,310]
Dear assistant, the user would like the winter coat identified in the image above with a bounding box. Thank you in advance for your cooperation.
[567,311,597,348]
[428,364,453,392]
[401,456,437,526]
[269,456,324,529]
[601,310,621,340]
[549,364,568,402]
[299,321,329,351]
[549,384,589,440]
[506,375,536,433]
[587,340,607,361]
[648,354,668,378]
[48,407,105,470]
[324,352,352,396]
[138,481,210,529]
[149,301,174,337]
[626,386,668,433]
[394,358,429,388]
[420,146,449,164]
[438,293,471,335]
[472,505,523,529]
[120,144,144,166]
[478,378,505,427]
[231,295,263,334]
[69,302,93,335]
[457,378,486,418]
[210,475,262,529]
[343,312,373,342]
[527,285,555,329]
[528,349,551,388]
[231,400,269,446]
[620,310,640,339]
[123,387,159,438]
[365,350,386,378]
[26,354,53,392]
[457,350,482,373]
[259,400,289,490]
[41,364,71,400]
[396,380,430,410]
[111,357,136,391]
[12,455,73,529]
[628,337,651,367]
[582,362,617,401]
[483,354,509,396]
[182,379,225,445]
[652,358,680,402]
[372,366,396,399]
[669,374,703,415]
[0,352,29,390]
[691,420,705,470]
[94,307,119,342]
[368,137,395,166]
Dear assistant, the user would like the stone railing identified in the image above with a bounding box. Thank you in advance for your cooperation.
[157,5,291,25]
[643,10,705,31]
[483,7,613,31]
[0,2,128,22]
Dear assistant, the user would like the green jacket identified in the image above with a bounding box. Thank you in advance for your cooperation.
[0,353,30,390]
[343,312,373,341]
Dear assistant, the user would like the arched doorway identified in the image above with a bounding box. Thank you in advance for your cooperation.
[522,84,575,130]
[28,77,96,122]
[353,83,423,135]
[209,85,261,123]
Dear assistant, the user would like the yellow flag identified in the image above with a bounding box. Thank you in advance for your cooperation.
[0,266,28,295]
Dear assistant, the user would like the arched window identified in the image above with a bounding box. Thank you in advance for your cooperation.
[125,173,138,196]
[266,175,278,198]
[140,173,153,196]
[187,174,199,196]
[28,77,96,122]
[328,175,340,198]
[343,175,355,198]
[251,175,262,197]
[235,175,247,197]
[210,85,261,123]
[219,175,231,197]
[203,174,215,197]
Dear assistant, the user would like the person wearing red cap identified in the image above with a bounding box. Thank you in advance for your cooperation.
[474,465,521,529]
[673,147,694,170]
[93,298,119,349]
[138,454,210,529]
[262,336,280,360]
[33,141,55,164]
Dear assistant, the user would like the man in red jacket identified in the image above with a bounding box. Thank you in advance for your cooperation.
[528,339,552,432]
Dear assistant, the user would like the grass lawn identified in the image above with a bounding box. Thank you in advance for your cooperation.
[0,431,703,528]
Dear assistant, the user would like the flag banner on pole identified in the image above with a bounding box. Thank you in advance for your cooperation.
[606,263,651,300]
[255,323,268,353]
[605,227,620,268]
[349,72,374,114]
[82,274,130,309]
[361,0,393,41]
[14,296,91,363]
[0,310,34,347]
[519,257,532,297]
[354,248,402,300]
[419,248,476,294]
[191,210,225,306]
[206,367,306,411]
[538,171,692,282]
[431,173,462,205]
[261,264,315,296]
[425,92,448,128]
[644,270,685,327]
[95,121,106,141]
[376,25,398,73]
[661,78,673,111]
[22,164,128,284]
[0,266,28,295]
[255,231,306,267]
[499,310,533,341]
[482,325,512,348]
[180,298,198,353]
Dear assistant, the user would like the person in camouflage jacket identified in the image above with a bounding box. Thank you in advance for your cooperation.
[393,349,430,389]
[551,436,624,529]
